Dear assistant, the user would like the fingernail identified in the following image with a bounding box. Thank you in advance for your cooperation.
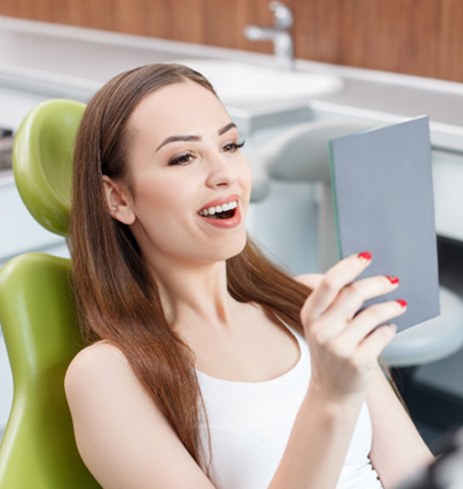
[396,299,408,308]
[358,251,372,262]
[386,275,400,285]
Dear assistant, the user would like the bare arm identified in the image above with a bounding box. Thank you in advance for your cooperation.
[268,253,404,489]
[367,366,434,488]
[65,343,215,489]
[294,272,433,487]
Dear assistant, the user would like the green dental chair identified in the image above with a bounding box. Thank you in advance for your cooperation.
[0,99,101,488]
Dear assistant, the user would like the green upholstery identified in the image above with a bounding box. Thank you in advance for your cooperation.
[0,254,99,488]
[0,99,101,488]
[12,98,85,236]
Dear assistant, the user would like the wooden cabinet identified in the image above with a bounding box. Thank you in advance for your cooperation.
[1,0,463,82]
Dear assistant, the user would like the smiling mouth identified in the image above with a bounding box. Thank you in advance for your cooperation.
[198,200,238,219]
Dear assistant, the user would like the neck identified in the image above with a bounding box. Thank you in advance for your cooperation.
[149,259,237,328]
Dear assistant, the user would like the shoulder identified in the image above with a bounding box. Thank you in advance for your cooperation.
[65,342,128,389]
[294,273,324,289]
[64,340,166,453]
[64,341,140,411]
[67,340,127,369]
[63,344,213,487]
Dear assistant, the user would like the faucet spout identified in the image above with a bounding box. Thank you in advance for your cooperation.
[269,0,293,30]
[243,1,294,70]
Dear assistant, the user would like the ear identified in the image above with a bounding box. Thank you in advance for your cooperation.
[102,175,136,225]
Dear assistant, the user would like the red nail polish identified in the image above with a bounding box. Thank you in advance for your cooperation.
[358,251,372,261]
[386,275,399,284]
[396,299,408,308]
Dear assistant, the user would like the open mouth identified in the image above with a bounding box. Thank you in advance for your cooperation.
[198,200,238,220]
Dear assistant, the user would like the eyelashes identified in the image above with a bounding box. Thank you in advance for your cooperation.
[222,140,246,153]
[167,140,246,166]
[168,152,195,166]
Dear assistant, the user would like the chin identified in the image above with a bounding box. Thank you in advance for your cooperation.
[227,239,247,259]
[208,235,248,263]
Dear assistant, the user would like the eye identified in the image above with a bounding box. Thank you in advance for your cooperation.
[168,152,196,166]
[222,140,246,153]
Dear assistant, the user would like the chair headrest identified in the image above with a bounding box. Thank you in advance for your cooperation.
[12,99,86,237]
[257,120,371,182]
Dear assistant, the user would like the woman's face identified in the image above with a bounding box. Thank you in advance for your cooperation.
[104,80,252,270]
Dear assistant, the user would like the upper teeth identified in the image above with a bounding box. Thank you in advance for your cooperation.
[199,200,238,216]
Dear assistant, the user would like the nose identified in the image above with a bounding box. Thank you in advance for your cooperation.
[205,151,238,188]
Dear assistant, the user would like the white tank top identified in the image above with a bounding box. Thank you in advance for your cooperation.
[197,326,383,489]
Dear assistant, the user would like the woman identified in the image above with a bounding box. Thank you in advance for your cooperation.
[65,63,433,489]
[397,427,463,489]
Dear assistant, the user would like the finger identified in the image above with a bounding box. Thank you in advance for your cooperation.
[356,322,398,361]
[328,274,400,321]
[301,251,373,322]
[340,299,407,348]
[306,279,402,345]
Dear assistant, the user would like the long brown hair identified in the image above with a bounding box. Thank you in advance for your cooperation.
[70,63,311,469]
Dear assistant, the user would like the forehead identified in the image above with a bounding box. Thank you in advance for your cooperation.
[128,80,231,140]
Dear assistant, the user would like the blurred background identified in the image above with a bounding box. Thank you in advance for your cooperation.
[1,0,463,82]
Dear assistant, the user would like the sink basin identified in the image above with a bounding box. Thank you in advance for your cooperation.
[175,59,343,105]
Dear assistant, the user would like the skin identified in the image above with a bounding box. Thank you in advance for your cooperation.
[65,80,433,489]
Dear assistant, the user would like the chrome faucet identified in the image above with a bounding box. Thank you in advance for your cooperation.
[243,1,294,70]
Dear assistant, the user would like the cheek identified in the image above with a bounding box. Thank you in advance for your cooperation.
[246,166,253,189]
[130,179,193,253]
[138,166,187,200]
[131,173,200,236]
[241,164,253,202]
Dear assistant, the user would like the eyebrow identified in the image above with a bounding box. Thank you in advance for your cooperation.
[155,122,238,152]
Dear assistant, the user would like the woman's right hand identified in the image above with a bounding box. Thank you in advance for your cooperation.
[300,251,406,401]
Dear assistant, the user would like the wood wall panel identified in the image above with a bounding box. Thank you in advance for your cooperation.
[1,0,463,82]
[437,0,463,81]
[294,0,341,62]
[339,1,442,78]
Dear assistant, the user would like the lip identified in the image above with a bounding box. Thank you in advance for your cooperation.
[197,194,242,229]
